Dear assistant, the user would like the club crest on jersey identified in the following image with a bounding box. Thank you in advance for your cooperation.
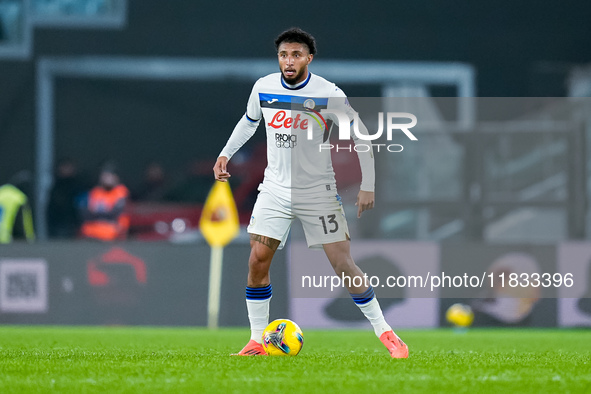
[303,99,315,110]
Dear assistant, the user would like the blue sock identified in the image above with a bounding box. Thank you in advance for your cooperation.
[246,284,273,301]
[350,286,375,305]
[350,287,391,336]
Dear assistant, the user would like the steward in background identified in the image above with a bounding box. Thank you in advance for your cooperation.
[80,163,129,241]
[0,183,35,244]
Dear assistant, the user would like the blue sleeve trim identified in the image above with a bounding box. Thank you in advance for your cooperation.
[245,113,259,123]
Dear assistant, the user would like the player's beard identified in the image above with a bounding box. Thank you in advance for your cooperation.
[282,67,306,85]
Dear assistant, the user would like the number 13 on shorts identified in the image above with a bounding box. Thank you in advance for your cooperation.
[318,214,339,234]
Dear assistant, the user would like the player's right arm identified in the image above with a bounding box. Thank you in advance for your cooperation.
[214,82,262,182]
[213,156,230,181]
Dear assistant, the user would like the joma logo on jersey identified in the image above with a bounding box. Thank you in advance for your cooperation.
[276,133,297,148]
[268,110,310,130]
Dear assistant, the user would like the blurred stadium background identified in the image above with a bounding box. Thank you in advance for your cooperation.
[1,0,591,329]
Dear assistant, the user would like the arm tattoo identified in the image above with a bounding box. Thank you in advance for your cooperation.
[250,234,280,251]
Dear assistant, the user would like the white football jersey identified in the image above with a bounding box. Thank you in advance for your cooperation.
[220,72,374,197]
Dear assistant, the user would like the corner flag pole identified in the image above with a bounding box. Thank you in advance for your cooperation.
[207,245,224,329]
[199,181,240,330]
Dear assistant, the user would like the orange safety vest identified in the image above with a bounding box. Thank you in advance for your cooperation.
[80,184,129,241]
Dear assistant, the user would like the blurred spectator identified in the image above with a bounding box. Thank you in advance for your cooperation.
[132,161,168,202]
[164,159,216,204]
[80,162,130,241]
[0,171,35,243]
[47,158,87,238]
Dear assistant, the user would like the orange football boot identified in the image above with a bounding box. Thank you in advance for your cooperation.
[379,330,409,358]
[231,340,268,356]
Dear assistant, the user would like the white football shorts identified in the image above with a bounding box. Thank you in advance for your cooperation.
[247,183,350,249]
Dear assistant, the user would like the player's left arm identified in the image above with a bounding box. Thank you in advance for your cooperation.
[356,190,375,218]
[351,117,375,218]
[329,87,376,218]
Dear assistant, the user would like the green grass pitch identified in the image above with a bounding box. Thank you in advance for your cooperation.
[0,326,589,393]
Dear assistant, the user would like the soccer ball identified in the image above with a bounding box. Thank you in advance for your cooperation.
[446,303,474,327]
[262,319,304,356]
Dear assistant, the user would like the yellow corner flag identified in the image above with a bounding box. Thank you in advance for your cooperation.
[199,181,239,247]
[200,181,240,329]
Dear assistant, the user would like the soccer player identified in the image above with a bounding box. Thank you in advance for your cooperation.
[213,27,408,358]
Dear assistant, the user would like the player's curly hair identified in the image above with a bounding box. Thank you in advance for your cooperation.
[274,27,317,55]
